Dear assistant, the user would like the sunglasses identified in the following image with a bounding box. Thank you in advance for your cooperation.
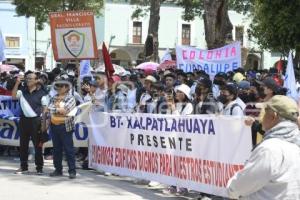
[25,77,36,81]
[55,84,68,89]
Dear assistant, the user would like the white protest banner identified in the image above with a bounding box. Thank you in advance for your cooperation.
[88,112,252,197]
[176,42,241,76]
[0,103,91,147]
[0,29,5,62]
[160,48,172,64]
[0,95,20,116]
[49,11,99,60]
[284,51,299,101]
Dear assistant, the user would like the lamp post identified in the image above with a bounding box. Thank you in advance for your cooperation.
[34,18,37,70]
[108,35,116,52]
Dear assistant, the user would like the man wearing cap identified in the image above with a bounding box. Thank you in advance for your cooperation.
[245,77,287,144]
[236,81,251,112]
[257,77,284,101]
[120,71,131,81]
[233,72,246,84]
[12,71,48,175]
[212,72,228,99]
[218,82,244,116]
[112,83,129,112]
[227,95,300,199]
[83,80,98,103]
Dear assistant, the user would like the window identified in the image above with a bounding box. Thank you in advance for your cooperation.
[5,36,20,48]
[235,26,244,46]
[133,22,142,44]
[182,24,191,45]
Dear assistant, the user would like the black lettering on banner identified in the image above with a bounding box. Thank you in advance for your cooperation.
[129,134,193,151]
[110,116,116,128]
[153,136,158,147]
[186,138,192,151]
[146,135,151,147]
[160,136,166,148]
[138,134,144,145]
[130,133,134,144]
[127,117,133,128]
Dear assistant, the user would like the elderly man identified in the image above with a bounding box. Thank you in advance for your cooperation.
[227,95,300,199]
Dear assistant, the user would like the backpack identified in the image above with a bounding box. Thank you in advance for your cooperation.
[230,103,243,115]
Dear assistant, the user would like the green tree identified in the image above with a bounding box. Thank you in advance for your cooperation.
[249,0,300,67]
[179,0,252,49]
[131,0,251,60]
[131,0,163,63]
[13,0,104,30]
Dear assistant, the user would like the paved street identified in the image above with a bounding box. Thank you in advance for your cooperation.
[0,156,203,200]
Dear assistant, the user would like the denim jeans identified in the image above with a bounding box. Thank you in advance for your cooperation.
[50,124,76,174]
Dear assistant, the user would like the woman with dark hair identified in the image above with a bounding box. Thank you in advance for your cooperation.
[167,84,193,115]
[166,84,192,195]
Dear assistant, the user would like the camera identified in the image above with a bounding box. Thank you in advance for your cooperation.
[20,80,26,87]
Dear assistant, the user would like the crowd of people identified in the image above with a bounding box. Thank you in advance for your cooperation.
[0,63,300,198]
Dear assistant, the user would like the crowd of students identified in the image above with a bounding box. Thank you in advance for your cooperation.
[0,64,300,198]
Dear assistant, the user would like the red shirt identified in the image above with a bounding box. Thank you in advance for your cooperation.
[0,87,12,96]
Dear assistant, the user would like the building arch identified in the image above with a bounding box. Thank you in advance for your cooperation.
[245,54,261,70]
[135,52,144,65]
[110,48,132,67]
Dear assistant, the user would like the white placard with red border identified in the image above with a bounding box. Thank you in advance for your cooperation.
[49,11,99,60]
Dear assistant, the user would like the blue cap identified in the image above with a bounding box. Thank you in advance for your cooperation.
[238,80,250,90]
[89,80,98,86]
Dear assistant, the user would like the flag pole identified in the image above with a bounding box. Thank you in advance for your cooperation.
[76,59,81,96]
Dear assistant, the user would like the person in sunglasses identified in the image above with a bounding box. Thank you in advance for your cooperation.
[47,75,77,179]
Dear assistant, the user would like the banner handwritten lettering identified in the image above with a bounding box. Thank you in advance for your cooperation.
[176,42,241,76]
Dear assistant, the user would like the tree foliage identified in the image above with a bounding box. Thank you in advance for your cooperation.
[130,0,152,19]
[249,0,300,56]
[13,0,104,30]
[130,0,164,62]
[130,0,252,49]
[178,0,252,21]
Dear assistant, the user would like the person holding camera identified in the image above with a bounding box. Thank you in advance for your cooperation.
[12,71,48,175]
[82,80,98,103]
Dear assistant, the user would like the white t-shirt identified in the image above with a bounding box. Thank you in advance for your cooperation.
[222,99,245,116]
[173,102,193,115]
